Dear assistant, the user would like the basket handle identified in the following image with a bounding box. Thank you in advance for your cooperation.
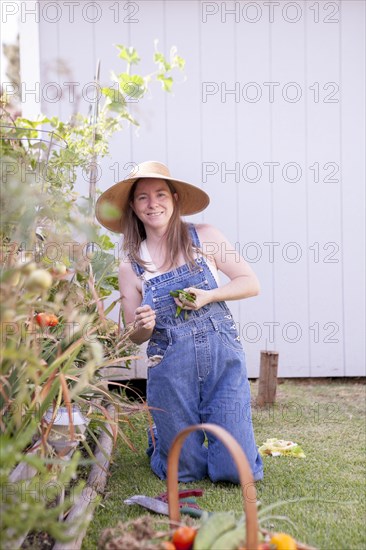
[167,423,258,550]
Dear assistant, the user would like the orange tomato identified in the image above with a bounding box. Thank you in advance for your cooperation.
[47,314,59,327]
[35,313,49,327]
[172,526,197,550]
[270,532,297,550]
[35,313,59,327]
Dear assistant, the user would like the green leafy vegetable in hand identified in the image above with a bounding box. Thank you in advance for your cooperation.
[170,289,196,319]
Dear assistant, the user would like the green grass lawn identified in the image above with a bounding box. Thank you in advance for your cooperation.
[82,380,366,549]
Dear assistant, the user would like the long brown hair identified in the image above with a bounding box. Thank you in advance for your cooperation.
[123,180,196,271]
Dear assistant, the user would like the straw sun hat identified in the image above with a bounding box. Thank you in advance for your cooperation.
[95,161,210,233]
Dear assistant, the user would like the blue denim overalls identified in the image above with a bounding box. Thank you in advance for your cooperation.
[130,225,263,483]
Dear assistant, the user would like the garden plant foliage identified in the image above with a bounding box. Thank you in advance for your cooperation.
[0,43,184,547]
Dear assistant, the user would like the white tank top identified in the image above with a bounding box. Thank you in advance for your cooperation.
[139,240,220,285]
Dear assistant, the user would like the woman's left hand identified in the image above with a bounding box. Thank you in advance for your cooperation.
[173,287,212,311]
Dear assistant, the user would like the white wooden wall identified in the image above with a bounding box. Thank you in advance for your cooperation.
[16,0,365,377]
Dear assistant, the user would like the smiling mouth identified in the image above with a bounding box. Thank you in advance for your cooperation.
[147,211,163,217]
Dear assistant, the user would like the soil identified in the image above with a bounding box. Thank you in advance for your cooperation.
[254,376,366,385]
[21,532,54,549]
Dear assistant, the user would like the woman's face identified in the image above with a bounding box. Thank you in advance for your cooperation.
[131,178,177,231]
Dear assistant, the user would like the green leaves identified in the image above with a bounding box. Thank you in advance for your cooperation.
[170,289,196,319]
[157,74,174,92]
[110,42,186,102]
[97,234,115,251]
[154,51,171,72]
[154,42,186,92]
[117,73,146,100]
[98,201,121,222]
[154,45,186,73]
[101,86,126,114]
[116,45,140,65]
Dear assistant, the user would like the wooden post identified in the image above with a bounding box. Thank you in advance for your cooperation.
[256,351,279,407]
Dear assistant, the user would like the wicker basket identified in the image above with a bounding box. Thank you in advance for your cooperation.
[166,423,317,550]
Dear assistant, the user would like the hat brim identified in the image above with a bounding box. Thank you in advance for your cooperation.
[95,174,210,233]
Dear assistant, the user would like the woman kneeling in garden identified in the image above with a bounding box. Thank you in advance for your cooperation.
[96,161,263,483]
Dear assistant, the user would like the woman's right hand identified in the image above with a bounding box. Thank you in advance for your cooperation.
[133,305,156,331]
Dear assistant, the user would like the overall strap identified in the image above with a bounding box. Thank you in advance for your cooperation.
[128,254,145,277]
[189,223,201,248]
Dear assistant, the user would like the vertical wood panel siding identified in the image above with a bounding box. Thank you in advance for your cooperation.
[37,0,365,377]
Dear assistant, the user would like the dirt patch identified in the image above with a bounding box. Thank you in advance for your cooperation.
[22,532,54,549]
[277,377,365,385]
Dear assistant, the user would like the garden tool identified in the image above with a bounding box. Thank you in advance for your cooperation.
[124,488,205,518]
[157,488,204,517]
